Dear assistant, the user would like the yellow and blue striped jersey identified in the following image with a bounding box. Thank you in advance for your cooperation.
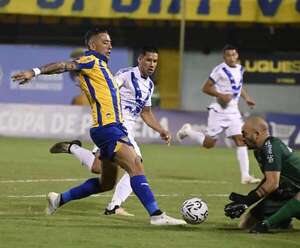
[76,50,123,127]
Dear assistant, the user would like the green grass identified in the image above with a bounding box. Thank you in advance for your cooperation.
[0,137,300,248]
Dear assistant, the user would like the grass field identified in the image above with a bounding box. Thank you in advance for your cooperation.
[1,137,300,248]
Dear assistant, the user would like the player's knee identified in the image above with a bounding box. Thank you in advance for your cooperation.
[91,158,101,174]
[232,135,245,146]
[203,139,216,149]
[238,212,257,230]
[127,156,144,176]
[91,166,101,174]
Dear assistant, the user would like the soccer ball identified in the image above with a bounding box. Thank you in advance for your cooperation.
[181,197,208,224]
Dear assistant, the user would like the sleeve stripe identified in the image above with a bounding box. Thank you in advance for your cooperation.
[78,60,95,70]
[209,76,217,84]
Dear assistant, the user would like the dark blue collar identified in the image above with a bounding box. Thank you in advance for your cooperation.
[85,50,108,63]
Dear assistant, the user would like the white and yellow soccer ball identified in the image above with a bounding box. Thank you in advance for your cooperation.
[181,197,208,224]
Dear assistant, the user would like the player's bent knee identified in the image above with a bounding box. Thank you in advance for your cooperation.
[238,212,258,229]
[232,135,245,146]
[132,156,143,173]
[91,158,101,174]
[128,156,144,176]
[203,139,216,149]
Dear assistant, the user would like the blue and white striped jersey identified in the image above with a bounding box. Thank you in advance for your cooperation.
[208,62,244,114]
[114,66,154,121]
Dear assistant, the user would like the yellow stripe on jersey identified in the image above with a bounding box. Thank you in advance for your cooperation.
[76,50,123,127]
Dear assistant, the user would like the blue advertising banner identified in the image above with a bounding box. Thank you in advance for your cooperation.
[0,45,130,104]
[266,112,300,149]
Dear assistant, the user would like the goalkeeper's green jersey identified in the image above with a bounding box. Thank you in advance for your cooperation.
[254,136,300,188]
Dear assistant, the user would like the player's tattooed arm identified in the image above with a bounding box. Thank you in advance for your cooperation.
[40,61,80,74]
[11,61,80,85]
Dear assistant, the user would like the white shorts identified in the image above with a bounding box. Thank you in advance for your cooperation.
[206,109,243,139]
[92,122,142,158]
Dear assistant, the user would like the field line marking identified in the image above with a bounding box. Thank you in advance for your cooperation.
[0,178,86,183]
[0,178,229,184]
[3,193,229,198]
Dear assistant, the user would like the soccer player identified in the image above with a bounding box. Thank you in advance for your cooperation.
[11,28,186,226]
[49,46,170,216]
[176,45,260,184]
[224,116,300,233]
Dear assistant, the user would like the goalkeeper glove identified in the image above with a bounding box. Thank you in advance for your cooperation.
[224,191,262,219]
[224,202,248,219]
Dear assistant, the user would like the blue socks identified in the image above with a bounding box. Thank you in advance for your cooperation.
[130,175,160,216]
[59,175,161,217]
[60,177,101,205]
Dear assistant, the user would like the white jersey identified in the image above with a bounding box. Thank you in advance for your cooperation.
[114,66,154,123]
[208,62,244,114]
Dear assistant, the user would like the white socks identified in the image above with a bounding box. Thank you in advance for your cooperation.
[185,128,205,145]
[236,146,250,179]
[107,172,132,210]
[69,144,95,172]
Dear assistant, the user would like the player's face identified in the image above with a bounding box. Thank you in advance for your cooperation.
[242,124,258,149]
[91,33,112,59]
[138,52,158,78]
[223,49,239,67]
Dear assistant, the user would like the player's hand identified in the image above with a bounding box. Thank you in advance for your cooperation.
[217,93,232,108]
[160,129,171,145]
[245,97,256,108]
[11,70,35,85]
[224,202,248,219]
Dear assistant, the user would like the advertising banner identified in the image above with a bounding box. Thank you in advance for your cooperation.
[0,104,230,146]
[0,0,299,23]
[0,45,130,104]
[1,104,299,149]
[266,112,300,149]
[241,53,300,85]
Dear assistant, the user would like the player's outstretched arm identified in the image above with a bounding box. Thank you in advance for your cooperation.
[241,88,255,108]
[11,61,80,85]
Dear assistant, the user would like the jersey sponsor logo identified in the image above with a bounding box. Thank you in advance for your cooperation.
[265,140,274,163]
[267,154,274,163]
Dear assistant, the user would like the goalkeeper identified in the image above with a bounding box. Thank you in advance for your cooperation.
[224,116,300,233]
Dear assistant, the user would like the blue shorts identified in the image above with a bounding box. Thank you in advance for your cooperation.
[90,123,132,160]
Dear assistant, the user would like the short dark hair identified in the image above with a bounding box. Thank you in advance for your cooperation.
[139,46,158,56]
[84,28,108,48]
[223,44,238,53]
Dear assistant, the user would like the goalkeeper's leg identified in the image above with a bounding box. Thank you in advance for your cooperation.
[264,193,300,228]
[239,196,293,230]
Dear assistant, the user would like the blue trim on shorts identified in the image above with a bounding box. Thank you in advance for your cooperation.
[90,123,132,160]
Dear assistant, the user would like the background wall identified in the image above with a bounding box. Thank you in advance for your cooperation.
[0,44,132,104]
[181,52,300,114]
